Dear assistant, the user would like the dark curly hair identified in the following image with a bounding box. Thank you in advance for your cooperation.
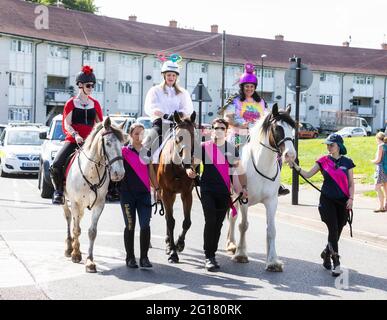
[238,83,261,102]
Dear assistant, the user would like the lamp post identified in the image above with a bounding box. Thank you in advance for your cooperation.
[260,54,267,97]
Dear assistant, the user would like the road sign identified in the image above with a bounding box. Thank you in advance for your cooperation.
[191,82,212,102]
[285,63,313,92]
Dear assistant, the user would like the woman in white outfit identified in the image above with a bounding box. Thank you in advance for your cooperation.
[143,59,194,161]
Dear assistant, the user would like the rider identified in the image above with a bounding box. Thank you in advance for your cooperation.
[289,134,355,277]
[50,65,103,205]
[143,57,194,161]
[186,118,248,272]
[120,123,161,268]
[219,63,290,196]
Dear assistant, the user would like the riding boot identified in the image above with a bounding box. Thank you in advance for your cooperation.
[140,227,152,268]
[331,253,342,277]
[278,184,290,196]
[321,245,332,270]
[124,228,138,268]
[50,166,65,205]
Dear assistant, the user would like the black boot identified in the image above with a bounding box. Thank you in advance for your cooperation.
[124,228,138,268]
[278,185,290,196]
[331,253,342,277]
[50,166,65,205]
[205,257,217,272]
[321,245,332,270]
[140,227,152,268]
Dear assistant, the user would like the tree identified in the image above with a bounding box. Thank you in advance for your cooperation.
[26,0,98,14]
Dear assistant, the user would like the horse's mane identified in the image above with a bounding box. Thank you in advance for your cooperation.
[249,109,296,147]
[83,121,125,155]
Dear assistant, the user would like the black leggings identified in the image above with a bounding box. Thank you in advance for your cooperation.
[318,195,348,254]
[52,142,77,170]
[201,192,229,259]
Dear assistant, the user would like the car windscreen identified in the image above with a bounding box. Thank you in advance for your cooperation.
[7,130,43,145]
[52,121,65,141]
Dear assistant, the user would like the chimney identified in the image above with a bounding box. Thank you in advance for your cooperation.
[275,34,284,41]
[381,43,387,50]
[169,20,177,28]
[128,15,137,22]
[211,24,219,33]
[342,41,350,47]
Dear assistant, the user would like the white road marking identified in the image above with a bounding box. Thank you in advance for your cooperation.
[103,283,186,300]
[12,179,22,206]
[0,229,164,239]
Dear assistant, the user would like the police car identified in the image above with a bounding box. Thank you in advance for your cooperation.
[38,114,65,198]
[0,124,45,177]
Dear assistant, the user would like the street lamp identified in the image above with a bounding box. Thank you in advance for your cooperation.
[260,54,267,97]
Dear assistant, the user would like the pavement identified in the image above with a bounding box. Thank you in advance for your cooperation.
[269,183,387,248]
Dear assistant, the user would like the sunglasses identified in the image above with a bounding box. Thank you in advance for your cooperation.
[84,83,95,89]
[213,127,226,131]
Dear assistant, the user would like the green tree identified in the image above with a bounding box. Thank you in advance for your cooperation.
[26,0,98,14]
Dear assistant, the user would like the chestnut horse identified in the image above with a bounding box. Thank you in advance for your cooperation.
[157,111,199,263]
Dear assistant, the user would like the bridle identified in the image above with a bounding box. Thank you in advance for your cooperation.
[251,119,294,182]
[76,130,124,210]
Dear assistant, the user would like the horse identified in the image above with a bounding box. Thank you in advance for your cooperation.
[63,117,126,273]
[157,111,199,263]
[226,103,296,272]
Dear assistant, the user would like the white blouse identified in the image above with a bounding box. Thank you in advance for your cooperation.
[144,85,194,122]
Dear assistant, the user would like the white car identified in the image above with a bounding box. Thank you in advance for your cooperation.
[108,114,136,134]
[0,126,44,177]
[38,114,65,198]
[335,127,367,138]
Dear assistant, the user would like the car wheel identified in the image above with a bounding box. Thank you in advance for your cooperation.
[0,161,8,178]
[313,133,318,138]
[40,164,54,198]
[347,135,351,138]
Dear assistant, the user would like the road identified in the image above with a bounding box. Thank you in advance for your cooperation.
[1,175,387,300]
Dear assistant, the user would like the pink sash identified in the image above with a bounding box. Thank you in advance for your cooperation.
[122,146,150,192]
[317,155,350,198]
[203,141,238,217]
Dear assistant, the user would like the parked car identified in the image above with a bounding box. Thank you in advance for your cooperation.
[335,126,367,138]
[136,116,152,137]
[0,126,44,177]
[298,122,319,139]
[38,114,65,198]
[108,114,136,134]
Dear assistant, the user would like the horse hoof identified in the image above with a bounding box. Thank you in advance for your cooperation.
[86,264,97,273]
[64,250,72,258]
[176,240,185,253]
[226,244,237,255]
[71,254,82,263]
[266,263,284,272]
[168,254,179,264]
[232,255,249,263]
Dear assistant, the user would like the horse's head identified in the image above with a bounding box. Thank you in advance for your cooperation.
[262,103,297,163]
[84,117,126,182]
[171,110,198,165]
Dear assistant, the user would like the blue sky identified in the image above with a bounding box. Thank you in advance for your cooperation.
[94,0,387,49]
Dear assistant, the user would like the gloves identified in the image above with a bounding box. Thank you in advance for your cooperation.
[163,113,174,121]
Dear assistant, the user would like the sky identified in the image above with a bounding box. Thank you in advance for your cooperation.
[94,0,387,50]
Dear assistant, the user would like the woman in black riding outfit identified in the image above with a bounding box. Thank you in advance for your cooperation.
[50,66,103,205]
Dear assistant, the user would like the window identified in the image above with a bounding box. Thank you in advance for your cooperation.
[201,63,208,73]
[95,80,104,93]
[98,52,105,63]
[49,45,69,59]
[355,76,365,84]
[8,108,32,122]
[263,69,274,78]
[9,73,26,87]
[366,76,373,84]
[10,39,32,54]
[118,81,132,94]
[320,73,326,81]
[83,51,91,61]
[319,95,333,105]
[352,98,361,106]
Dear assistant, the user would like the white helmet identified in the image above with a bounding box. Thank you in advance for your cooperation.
[161,60,180,75]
